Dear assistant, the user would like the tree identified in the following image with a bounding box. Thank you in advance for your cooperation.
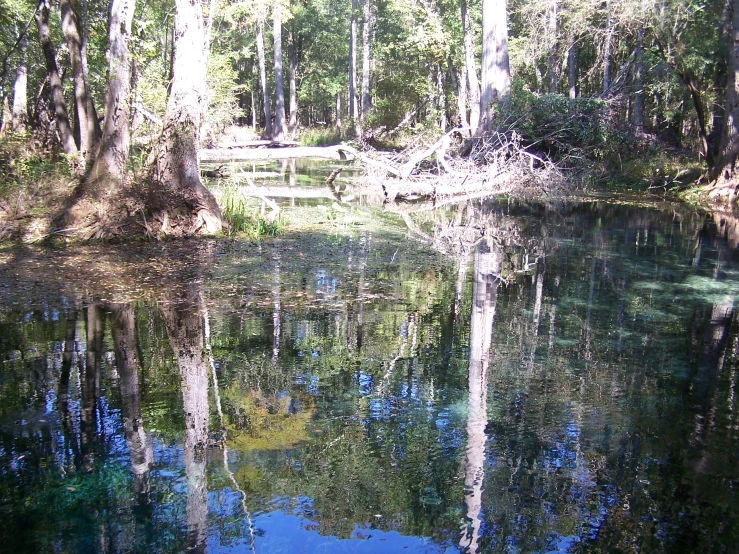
[360,0,371,119]
[462,0,480,130]
[35,0,77,157]
[349,0,359,123]
[480,0,510,128]
[10,31,26,132]
[150,0,223,234]
[710,0,739,185]
[272,0,287,140]
[256,10,272,137]
[60,0,100,163]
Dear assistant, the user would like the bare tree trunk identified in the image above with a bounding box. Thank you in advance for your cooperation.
[152,0,223,235]
[567,37,577,99]
[462,0,480,129]
[437,64,447,131]
[634,28,645,132]
[361,0,371,120]
[349,0,359,123]
[272,0,287,140]
[84,0,135,194]
[449,57,469,129]
[603,4,612,94]
[35,0,77,157]
[547,0,558,94]
[0,97,11,138]
[710,0,739,183]
[256,16,272,137]
[288,21,298,136]
[11,32,27,132]
[60,0,101,162]
[480,0,510,128]
[335,92,341,138]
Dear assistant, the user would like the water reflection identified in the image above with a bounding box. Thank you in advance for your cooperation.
[1,200,739,552]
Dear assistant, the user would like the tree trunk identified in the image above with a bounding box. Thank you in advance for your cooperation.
[634,28,645,132]
[349,0,359,122]
[84,0,135,194]
[60,0,101,163]
[152,0,223,235]
[567,37,577,99]
[336,92,341,138]
[272,0,287,140]
[35,0,77,157]
[547,0,558,94]
[361,0,371,120]
[11,32,28,132]
[462,0,480,129]
[449,57,469,129]
[288,21,298,136]
[710,0,739,184]
[603,5,612,95]
[256,16,272,137]
[480,0,510,128]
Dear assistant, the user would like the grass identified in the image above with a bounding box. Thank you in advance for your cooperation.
[220,186,284,238]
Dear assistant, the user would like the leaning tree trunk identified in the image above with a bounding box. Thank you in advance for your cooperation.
[11,31,28,132]
[256,16,272,137]
[35,0,77,157]
[479,0,510,129]
[61,0,101,164]
[360,0,371,120]
[272,0,287,140]
[710,0,739,185]
[151,0,223,235]
[462,0,480,130]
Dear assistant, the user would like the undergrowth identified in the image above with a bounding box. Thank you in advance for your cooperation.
[220,186,284,238]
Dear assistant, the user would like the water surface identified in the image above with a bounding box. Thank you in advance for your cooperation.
[1,199,738,553]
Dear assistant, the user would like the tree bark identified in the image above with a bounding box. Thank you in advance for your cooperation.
[361,0,371,120]
[256,16,272,137]
[480,0,510,128]
[710,0,739,183]
[335,92,341,138]
[272,0,287,140]
[462,0,480,129]
[567,37,577,99]
[288,20,298,136]
[11,32,28,132]
[349,0,359,122]
[60,0,101,162]
[547,0,558,94]
[35,0,78,157]
[84,0,135,193]
[603,4,612,95]
[449,57,469,129]
[634,28,645,132]
[152,0,223,235]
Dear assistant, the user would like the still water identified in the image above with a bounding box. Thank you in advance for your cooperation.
[1,199,738,553]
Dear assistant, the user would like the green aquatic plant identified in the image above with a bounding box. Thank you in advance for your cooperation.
[220,186,284,238]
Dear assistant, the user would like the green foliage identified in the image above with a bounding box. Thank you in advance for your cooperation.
[495,80,636,165]
[220,186,284,238]
[299,127,343,146]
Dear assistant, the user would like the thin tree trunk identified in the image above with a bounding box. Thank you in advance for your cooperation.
[480,0,510,128]
[437,64,447,131]
[0,97,11,138]
[634,28,645,132]
[152,0,223,235]
[335,92,341,138]
[35,0,77,157]
[462,0,480,129]
[288,21,298,136]
[449,57,469,129]
[360,0,371,119]
[547,0,558,94]
[603,4,612,94]
[251,68,257,132]
[61,0,100,162]
[256,16,272,137]
[11,32,27,132]
[272,0,287,140]
[84,0,135,192]
[567,37,577,99]
[349,0,359,122]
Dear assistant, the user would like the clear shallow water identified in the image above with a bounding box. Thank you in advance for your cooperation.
[1,199,738,553]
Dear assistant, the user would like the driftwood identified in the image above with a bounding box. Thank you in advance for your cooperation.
[237,172,281,215]
[200,145,352,162]
[219,139,299,149]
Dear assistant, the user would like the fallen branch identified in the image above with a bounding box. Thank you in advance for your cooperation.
[237,171,281,214]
